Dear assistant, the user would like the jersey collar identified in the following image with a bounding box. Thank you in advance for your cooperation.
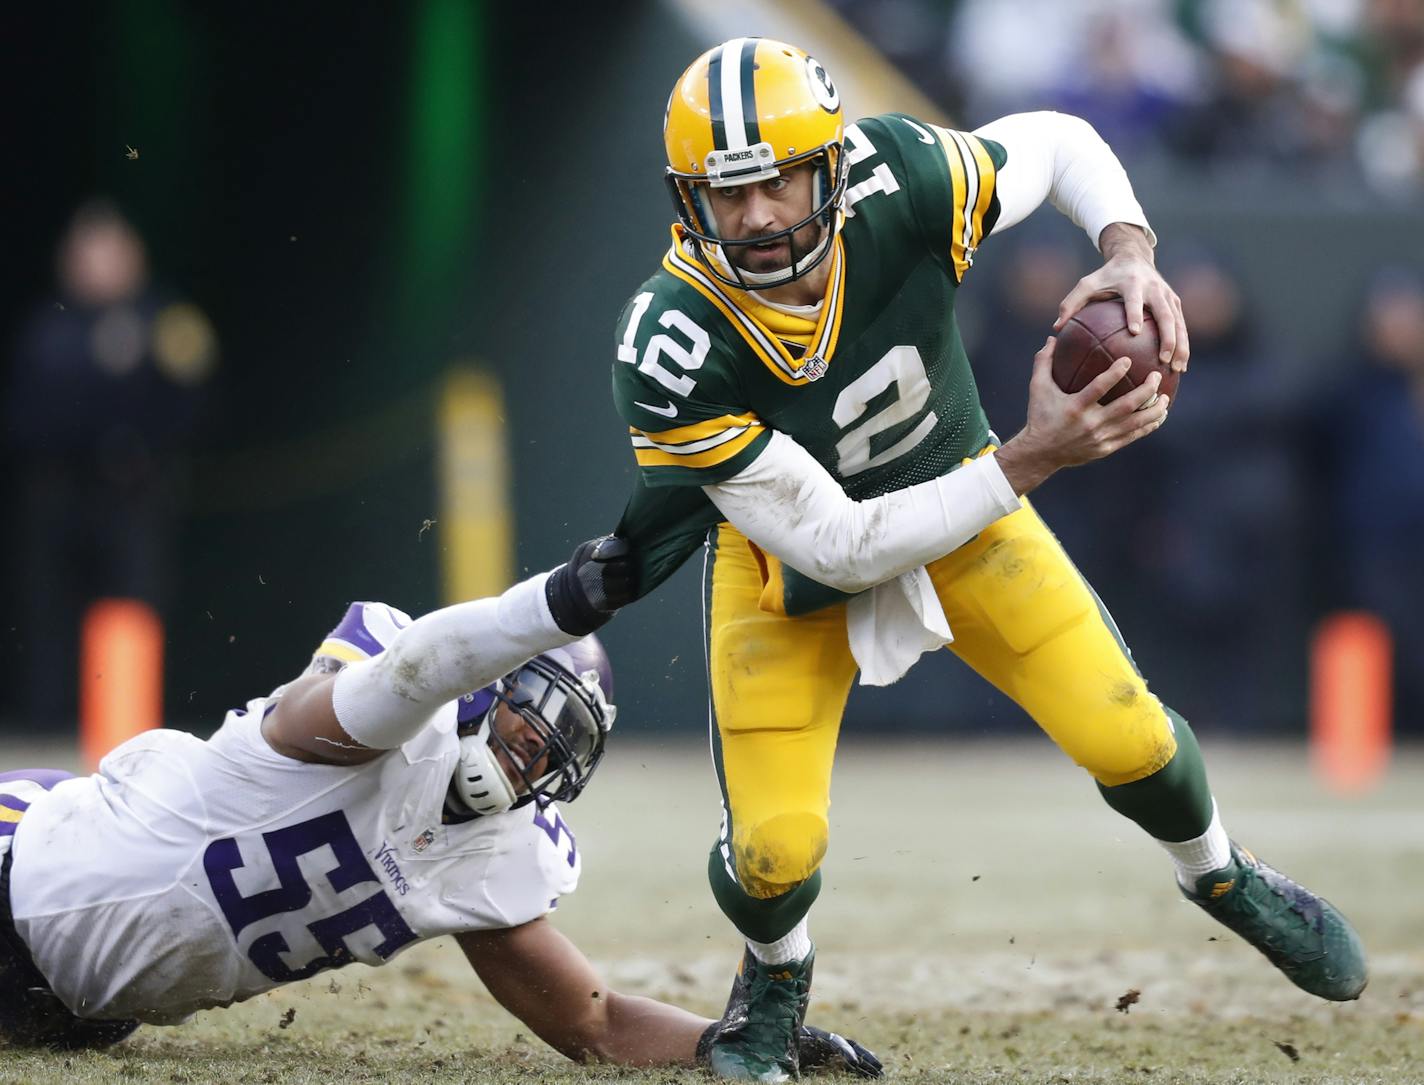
[665,224,846,386]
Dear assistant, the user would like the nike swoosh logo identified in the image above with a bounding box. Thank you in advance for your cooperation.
[635,400,679,418]
[901,118,935,145]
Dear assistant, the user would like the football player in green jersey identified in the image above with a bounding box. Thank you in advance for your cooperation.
[610,37,1367,1082]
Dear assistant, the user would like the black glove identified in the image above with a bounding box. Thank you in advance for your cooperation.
[545,535,637,636]
[797,1024,884,1079]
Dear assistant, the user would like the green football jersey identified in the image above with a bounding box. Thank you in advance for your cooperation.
[612,113,1006,610]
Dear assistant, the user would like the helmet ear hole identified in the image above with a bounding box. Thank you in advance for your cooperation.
[689,185,719,240]
[450,707,521,818]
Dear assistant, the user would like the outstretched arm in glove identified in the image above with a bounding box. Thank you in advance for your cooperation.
[458,918,880,1075]
[263,535,637,765]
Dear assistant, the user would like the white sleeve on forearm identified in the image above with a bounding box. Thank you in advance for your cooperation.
[703,431,1021,594]
[330,572,576,749]
[974,111,1156,250]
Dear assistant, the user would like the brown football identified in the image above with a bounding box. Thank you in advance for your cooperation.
[1052,300,1180,405]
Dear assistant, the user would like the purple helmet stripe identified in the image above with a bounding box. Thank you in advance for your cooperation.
[456,686,498,728]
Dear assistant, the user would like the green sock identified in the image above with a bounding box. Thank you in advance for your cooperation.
[707,844,822,944]
[1097,707,1214,842]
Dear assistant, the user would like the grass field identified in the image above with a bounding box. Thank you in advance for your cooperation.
[1,738,1421,1084]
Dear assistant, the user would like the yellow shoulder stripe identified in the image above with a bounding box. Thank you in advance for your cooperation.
[966,135,996,249]
[313,640,369,664]
[930,126,997,281]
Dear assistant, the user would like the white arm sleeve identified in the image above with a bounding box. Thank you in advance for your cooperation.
[330,572,576,749]
[974,111,1156,250]
[703,431,1021,594]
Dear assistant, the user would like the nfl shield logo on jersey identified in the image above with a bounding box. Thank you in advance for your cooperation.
[801,355,828,381]
[412,828,436,853]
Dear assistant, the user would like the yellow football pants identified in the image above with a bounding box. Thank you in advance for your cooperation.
[706,500,1178,900]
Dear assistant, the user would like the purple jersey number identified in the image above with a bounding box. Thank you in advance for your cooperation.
[203,809,418,982]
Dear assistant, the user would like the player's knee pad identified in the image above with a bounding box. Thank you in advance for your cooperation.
[731,812,828,900]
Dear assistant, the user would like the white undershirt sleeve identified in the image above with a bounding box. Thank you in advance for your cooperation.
[331,572,576,750]
[703,430,1021,594]
[974,111,1156,250]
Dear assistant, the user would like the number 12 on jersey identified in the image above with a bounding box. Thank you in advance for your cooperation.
[618,291,710,398]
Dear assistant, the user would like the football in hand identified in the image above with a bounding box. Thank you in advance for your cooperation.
[1051,300,1180,405]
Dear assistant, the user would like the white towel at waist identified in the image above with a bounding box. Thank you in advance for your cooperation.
[846,565,952,686]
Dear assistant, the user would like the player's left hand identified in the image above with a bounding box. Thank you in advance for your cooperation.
[797,1024,884,1078]
[1053,222,1190,373]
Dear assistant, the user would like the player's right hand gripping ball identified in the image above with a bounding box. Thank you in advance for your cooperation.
[1052,299,1181,405]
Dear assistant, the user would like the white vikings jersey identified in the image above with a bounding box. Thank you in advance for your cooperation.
[7,606,581,1025]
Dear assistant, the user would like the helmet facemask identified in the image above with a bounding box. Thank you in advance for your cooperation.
[666,142,846,292]
[448,656,615,819]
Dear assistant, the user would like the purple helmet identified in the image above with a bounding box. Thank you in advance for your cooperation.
[452,633,616,813]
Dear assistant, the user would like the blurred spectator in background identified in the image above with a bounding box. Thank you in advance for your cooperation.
[1324,267,1424,732]
[836,0,1424,192]
[4,201,216,728]
[945,0,1198,141]
[1141,251,1308,731]
[1170,0,1361,171]
[1356,9,1424,193]
[1043,3,1200,158]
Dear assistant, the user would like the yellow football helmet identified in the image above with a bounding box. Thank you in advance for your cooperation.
[664,37,847,290]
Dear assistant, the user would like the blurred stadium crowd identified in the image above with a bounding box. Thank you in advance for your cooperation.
[832,0,1424,192]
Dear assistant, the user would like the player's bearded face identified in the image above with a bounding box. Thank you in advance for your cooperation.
[489,702,548,793]
[707,164,824,274]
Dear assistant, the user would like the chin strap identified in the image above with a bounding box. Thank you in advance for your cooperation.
[703,228,833,290]
[450,706,521,817]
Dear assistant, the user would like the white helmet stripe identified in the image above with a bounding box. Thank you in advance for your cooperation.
[720,37,749,150]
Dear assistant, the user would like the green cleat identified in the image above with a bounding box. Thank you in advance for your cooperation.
[704,947,815,1082]
[1184,842,1368,1001]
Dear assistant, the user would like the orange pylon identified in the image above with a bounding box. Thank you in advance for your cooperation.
[80,599,163,768]
[1310,611,1392,794]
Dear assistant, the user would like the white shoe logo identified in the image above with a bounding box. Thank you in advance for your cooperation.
[635,399,679,418]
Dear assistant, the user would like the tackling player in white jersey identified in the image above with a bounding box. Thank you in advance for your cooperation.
[0,537,879,1076]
